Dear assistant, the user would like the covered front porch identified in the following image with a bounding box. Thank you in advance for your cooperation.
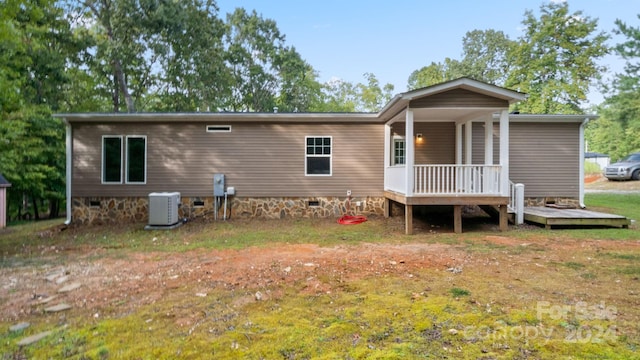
[378,78,526,234]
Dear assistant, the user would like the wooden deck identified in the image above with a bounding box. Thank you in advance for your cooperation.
[384,191,510,234]
[523,207,630,229]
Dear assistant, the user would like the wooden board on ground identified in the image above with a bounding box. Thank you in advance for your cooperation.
[523,207,630,229]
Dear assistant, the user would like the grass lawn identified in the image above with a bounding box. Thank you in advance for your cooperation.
[0,194,639,359]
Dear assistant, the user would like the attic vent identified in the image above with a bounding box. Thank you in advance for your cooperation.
[206,125,232,133]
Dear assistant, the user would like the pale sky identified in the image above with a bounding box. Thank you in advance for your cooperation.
[216,0,640,105]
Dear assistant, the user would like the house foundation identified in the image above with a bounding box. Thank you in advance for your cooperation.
[71,196,386,225]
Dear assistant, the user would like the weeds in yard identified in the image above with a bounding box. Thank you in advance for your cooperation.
[1,194,640,359]
[7,272,636,359]
[449,287,471,297]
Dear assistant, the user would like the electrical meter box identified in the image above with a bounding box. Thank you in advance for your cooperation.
[213,174,225,196]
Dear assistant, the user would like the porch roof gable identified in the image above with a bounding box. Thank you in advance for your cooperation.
[378,77,527,122]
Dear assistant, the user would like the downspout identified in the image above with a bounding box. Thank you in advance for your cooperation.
[579,117,590,209]
[64,119,72,225]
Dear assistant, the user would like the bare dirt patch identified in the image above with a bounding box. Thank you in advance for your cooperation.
[2,217,640,358]
[585,174,640,191]
[2,230,638,323]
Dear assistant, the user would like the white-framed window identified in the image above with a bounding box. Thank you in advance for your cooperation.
[305,136,332,176]
[125,135,147,184]
[393,137,406,165]
[102,135,123,184]
[102,135,147,184]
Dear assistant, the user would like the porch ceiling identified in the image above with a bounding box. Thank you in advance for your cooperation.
[387,106,504,124]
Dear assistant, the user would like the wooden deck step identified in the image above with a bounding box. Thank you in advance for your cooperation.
[523,207,630,229]
[480,205,516,224]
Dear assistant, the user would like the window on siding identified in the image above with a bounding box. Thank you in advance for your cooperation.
[126,136,146,183]
[305,136,332,176]
[102,136,123,183]
[102,135,147,184]
[393,138,406,165]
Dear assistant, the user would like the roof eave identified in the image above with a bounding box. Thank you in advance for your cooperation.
[54,112,380,123]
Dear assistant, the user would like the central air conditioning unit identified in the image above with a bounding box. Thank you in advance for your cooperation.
[148,192,180,226]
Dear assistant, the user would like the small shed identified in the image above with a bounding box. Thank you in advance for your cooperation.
[585,152,610,170]
[0,173,10,228]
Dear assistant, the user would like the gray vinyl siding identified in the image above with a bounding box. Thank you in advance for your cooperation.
[389,122,455,164]
[409,89,508,108]
[471,121,580,198]
[72,121,383,198]
[471,122,499,165]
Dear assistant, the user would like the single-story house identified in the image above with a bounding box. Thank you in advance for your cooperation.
[55,78,595,233]
[585,152,610,170]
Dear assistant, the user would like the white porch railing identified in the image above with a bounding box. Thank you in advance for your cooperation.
[385,164,504,196]
[414,165,502,195]
[384,166,406,194]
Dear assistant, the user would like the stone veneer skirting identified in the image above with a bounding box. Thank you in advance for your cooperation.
[71,196,386,225]
[71,195,579,225]
[524,197,580,208]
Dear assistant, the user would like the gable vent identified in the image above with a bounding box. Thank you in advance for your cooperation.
[206,125,232,133]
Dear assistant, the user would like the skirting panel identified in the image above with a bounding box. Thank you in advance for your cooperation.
[71,196,386,225]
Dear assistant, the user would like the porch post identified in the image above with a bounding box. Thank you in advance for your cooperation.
[405,204,413,235]
[455,123,463,164]
[405,108,414,196]
[499,109,509,196]
[484,115,493,165]
[465,121,473,165]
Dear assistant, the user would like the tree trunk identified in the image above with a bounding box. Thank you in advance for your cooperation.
[31,196,39,221]
[112,72,120,112]
[113,58,135,113]
[91,0,135,113]
[49,199,59,219]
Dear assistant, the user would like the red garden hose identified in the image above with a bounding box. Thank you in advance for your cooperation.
[337,215,367,225]
[338,196,367,224]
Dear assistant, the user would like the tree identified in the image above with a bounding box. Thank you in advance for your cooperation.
[222,8,321,112]
[313,73,394,113]
[458,29,514,86]
[407,30,514,90]
[407,59,464,90]
[148,0,228,112]
[0,0,78,220]
[506,2,609,114]
[585,15,640,160]
[64,0,229,112]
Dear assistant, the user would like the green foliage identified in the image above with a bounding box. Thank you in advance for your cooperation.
[222,8,322,112]
[407,59,465,89]
[314,73,394,112]
[449,287,471,297]
[408,30,514,89]
[507,2,609,114]
[585,16,640,160]
[584,161,601,175]
[407,3,609,114]
[0,0,79,220]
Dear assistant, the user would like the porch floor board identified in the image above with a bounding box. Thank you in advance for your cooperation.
[523,207,630,229]
[384,191,509,206]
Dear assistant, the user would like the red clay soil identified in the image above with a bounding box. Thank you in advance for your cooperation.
[2,234,639,323]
